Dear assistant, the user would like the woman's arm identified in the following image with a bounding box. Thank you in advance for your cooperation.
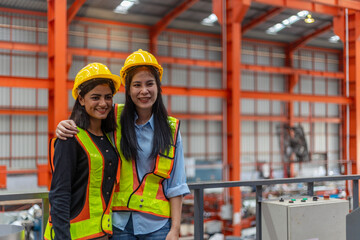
[56,120,79,140]
[166,195,183,240]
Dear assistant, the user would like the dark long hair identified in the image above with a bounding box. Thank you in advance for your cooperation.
[120,65,173,161]
[69,78,117,133]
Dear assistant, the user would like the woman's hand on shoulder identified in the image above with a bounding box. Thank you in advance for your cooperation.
[56,120,79,140]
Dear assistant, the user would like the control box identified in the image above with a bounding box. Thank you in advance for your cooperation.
[261,197,349,240]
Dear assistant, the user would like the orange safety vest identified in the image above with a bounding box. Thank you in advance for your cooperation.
[44,128,119,240]
[111,104,179,218]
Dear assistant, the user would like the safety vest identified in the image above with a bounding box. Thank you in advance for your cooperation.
[111,104,179,218]
[44,128,118,240]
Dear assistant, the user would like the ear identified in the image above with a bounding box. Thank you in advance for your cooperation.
[78,95,85,106]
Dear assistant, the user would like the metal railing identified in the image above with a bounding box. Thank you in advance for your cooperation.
[0,191,49,237]
[188,175,360,240]
[0,175,360,240]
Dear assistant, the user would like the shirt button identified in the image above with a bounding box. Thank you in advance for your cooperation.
[106,150,109,152]
[139,205,143,208]
[109,162,112,166]
[108,176,111,180]
[140,199,144,202]
[106,192,109,195]
[100,137,104,140]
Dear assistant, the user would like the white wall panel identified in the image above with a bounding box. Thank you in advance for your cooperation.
[171,36,187,58]
[12,51,36,77]
[68,24,85,48]
[273,74,285,92]
[190,136,205,154]
[328,135,339,151]
[87,26,107,50]
[328,79,340,96]
[242,44,255,64]
[12,135,36,156]
[37,116,48,132]
[113,92,125,105]
[68,57,86,79]
[0,135,10,158]
[241,135,255,152]
[242,121,254,133]
[327,53,339,72]
[158,34,169,56]
[130,30,148,52]
[272,47,285,66]
[0,115,9,131]
[208,70,222,88]
[190,68,205,87]
[208,136,222,157]
[208,39,221,61]
[207,98,222,114]
[258,121,270,133]
[241,99,255,114]
[37,135,48,164]
[189,120,205,133]
[313,103,326,117]
[171,96,188,112]
[38,54,48,78]
[272,101,284,115]
[38,20,47,44]
[12,88,36,107]
[0,51,10,75]
[328,123,339,134]
[258,136,270,152]
[0,87,10,107]
[161,65,170,86]
[257,100,270,114]
[299,50,312,70]
[109,29,129,51]
[258,73,270,91]
[171,67,187,86]
[314,78,326,95]
[12,18,36,43]
[257,46,270,66]
[37,89,48,108]
[300,76,312,94]
[242,71,255,90]
[190,96,205,113]
[208,121,222,133]
[300,102,310,116]
[0,16,10,41]
[12,116,36,133]
[189,38,205,60]
[314,52,326,71]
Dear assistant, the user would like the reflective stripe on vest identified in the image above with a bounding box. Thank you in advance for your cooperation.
[44,128,113,240]
[112,104,179,218]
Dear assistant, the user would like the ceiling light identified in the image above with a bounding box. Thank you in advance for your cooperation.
[114,0,138,14]
[304,14,315,24]
[329,35,340,43]
[201,13,218,26]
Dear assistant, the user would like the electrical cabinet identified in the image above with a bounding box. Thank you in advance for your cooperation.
[261,197,349,240]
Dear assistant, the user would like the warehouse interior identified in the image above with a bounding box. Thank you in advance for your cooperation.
[0,0,359,239]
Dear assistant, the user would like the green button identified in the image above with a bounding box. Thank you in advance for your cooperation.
[302,198,308,201]
[291,199,296,201]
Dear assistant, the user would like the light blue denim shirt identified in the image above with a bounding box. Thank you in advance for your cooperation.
[112,114,190,235]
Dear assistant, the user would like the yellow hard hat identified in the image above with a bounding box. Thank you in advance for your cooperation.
[120,49,163,86]
[72,62,121,99]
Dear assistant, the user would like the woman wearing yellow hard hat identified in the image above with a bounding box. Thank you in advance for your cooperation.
[57,50,190,240]
[45,63,120,240]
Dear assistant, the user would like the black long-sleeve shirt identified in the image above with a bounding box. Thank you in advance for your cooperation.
[49,131,118,240]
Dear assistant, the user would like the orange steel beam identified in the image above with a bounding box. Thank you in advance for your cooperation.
[67,0,87,25]
[241,115,342,123]
[242,64,344,79]
[309,0,360,11]
[0,109,47,116]
[0,76,52,88]
[334,11,360,178]
[150,0,200,53]
[251,0,340,16]
[170,114,223,121]
[242,7,283,34]
[162,86,227,98]
[289,24,333,51]
[241,91,352,104]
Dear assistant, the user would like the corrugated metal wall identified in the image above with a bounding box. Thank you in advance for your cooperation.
[0,11,342,183]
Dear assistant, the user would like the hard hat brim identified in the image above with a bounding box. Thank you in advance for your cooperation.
[72,73,121,100]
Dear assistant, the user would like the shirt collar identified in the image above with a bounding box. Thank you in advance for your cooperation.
[134,112,154,130]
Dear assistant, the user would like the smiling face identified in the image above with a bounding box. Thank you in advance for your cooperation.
[129,67,158,116]
[78,84,113,123]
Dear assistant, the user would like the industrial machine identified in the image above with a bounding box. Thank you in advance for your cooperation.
[261,196,349,240]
